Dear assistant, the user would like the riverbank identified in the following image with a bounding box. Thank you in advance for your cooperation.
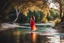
[0,23,20,31]
[54,22,64,33]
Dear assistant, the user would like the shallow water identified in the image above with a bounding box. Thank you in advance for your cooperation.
[0,27,64,43]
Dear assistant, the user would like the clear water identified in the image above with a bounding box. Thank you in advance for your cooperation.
[0,26,64,43]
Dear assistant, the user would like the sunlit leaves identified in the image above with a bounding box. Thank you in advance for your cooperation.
[53,0,64,18]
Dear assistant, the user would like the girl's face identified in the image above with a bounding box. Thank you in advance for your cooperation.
[31,18,32,20]
[31,16,35,20]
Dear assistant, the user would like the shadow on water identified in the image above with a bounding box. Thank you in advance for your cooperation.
[0,27,63,43]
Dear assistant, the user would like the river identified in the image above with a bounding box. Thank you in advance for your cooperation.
[0,23,64,43]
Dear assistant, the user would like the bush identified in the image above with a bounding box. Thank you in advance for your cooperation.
[27,10,44,23]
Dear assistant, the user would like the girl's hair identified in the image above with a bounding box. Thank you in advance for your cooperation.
[31,16,35,20]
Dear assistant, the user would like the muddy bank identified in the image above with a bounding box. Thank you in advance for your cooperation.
[54,22,64,33]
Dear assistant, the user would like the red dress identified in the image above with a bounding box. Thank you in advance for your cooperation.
[30,19,37,31]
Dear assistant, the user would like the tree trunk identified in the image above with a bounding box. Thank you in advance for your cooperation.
[59,0,63,22]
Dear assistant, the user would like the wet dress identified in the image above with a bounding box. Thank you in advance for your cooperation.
[30,19,37,31]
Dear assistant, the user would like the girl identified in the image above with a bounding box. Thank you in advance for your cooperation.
[30,16,37,31]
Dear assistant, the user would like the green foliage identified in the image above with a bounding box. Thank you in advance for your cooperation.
[16,13,28,23]
[47,16,54,21]
[47,8,60,21]
[27,10,44,23]
[7,8,60,23]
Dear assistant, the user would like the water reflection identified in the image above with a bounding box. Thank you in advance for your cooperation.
[0,28,63,43]
[47,35,60,43]
[31,32,37,43]
[30,32,60,43]
[13,31,20,43]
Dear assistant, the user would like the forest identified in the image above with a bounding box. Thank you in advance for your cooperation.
[0,0,64,24]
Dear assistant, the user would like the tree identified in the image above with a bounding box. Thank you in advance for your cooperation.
[53,0,64,22]
[47,8,60,21]
[27,10,44,23]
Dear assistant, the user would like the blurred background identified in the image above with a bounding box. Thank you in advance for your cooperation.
[0,0,64,43]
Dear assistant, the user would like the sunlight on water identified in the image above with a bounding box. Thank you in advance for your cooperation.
[47,35,60,43]
[31,32,37,43]
[26,31,60,43]
[13,31,20,43]
[0,23,64,43]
